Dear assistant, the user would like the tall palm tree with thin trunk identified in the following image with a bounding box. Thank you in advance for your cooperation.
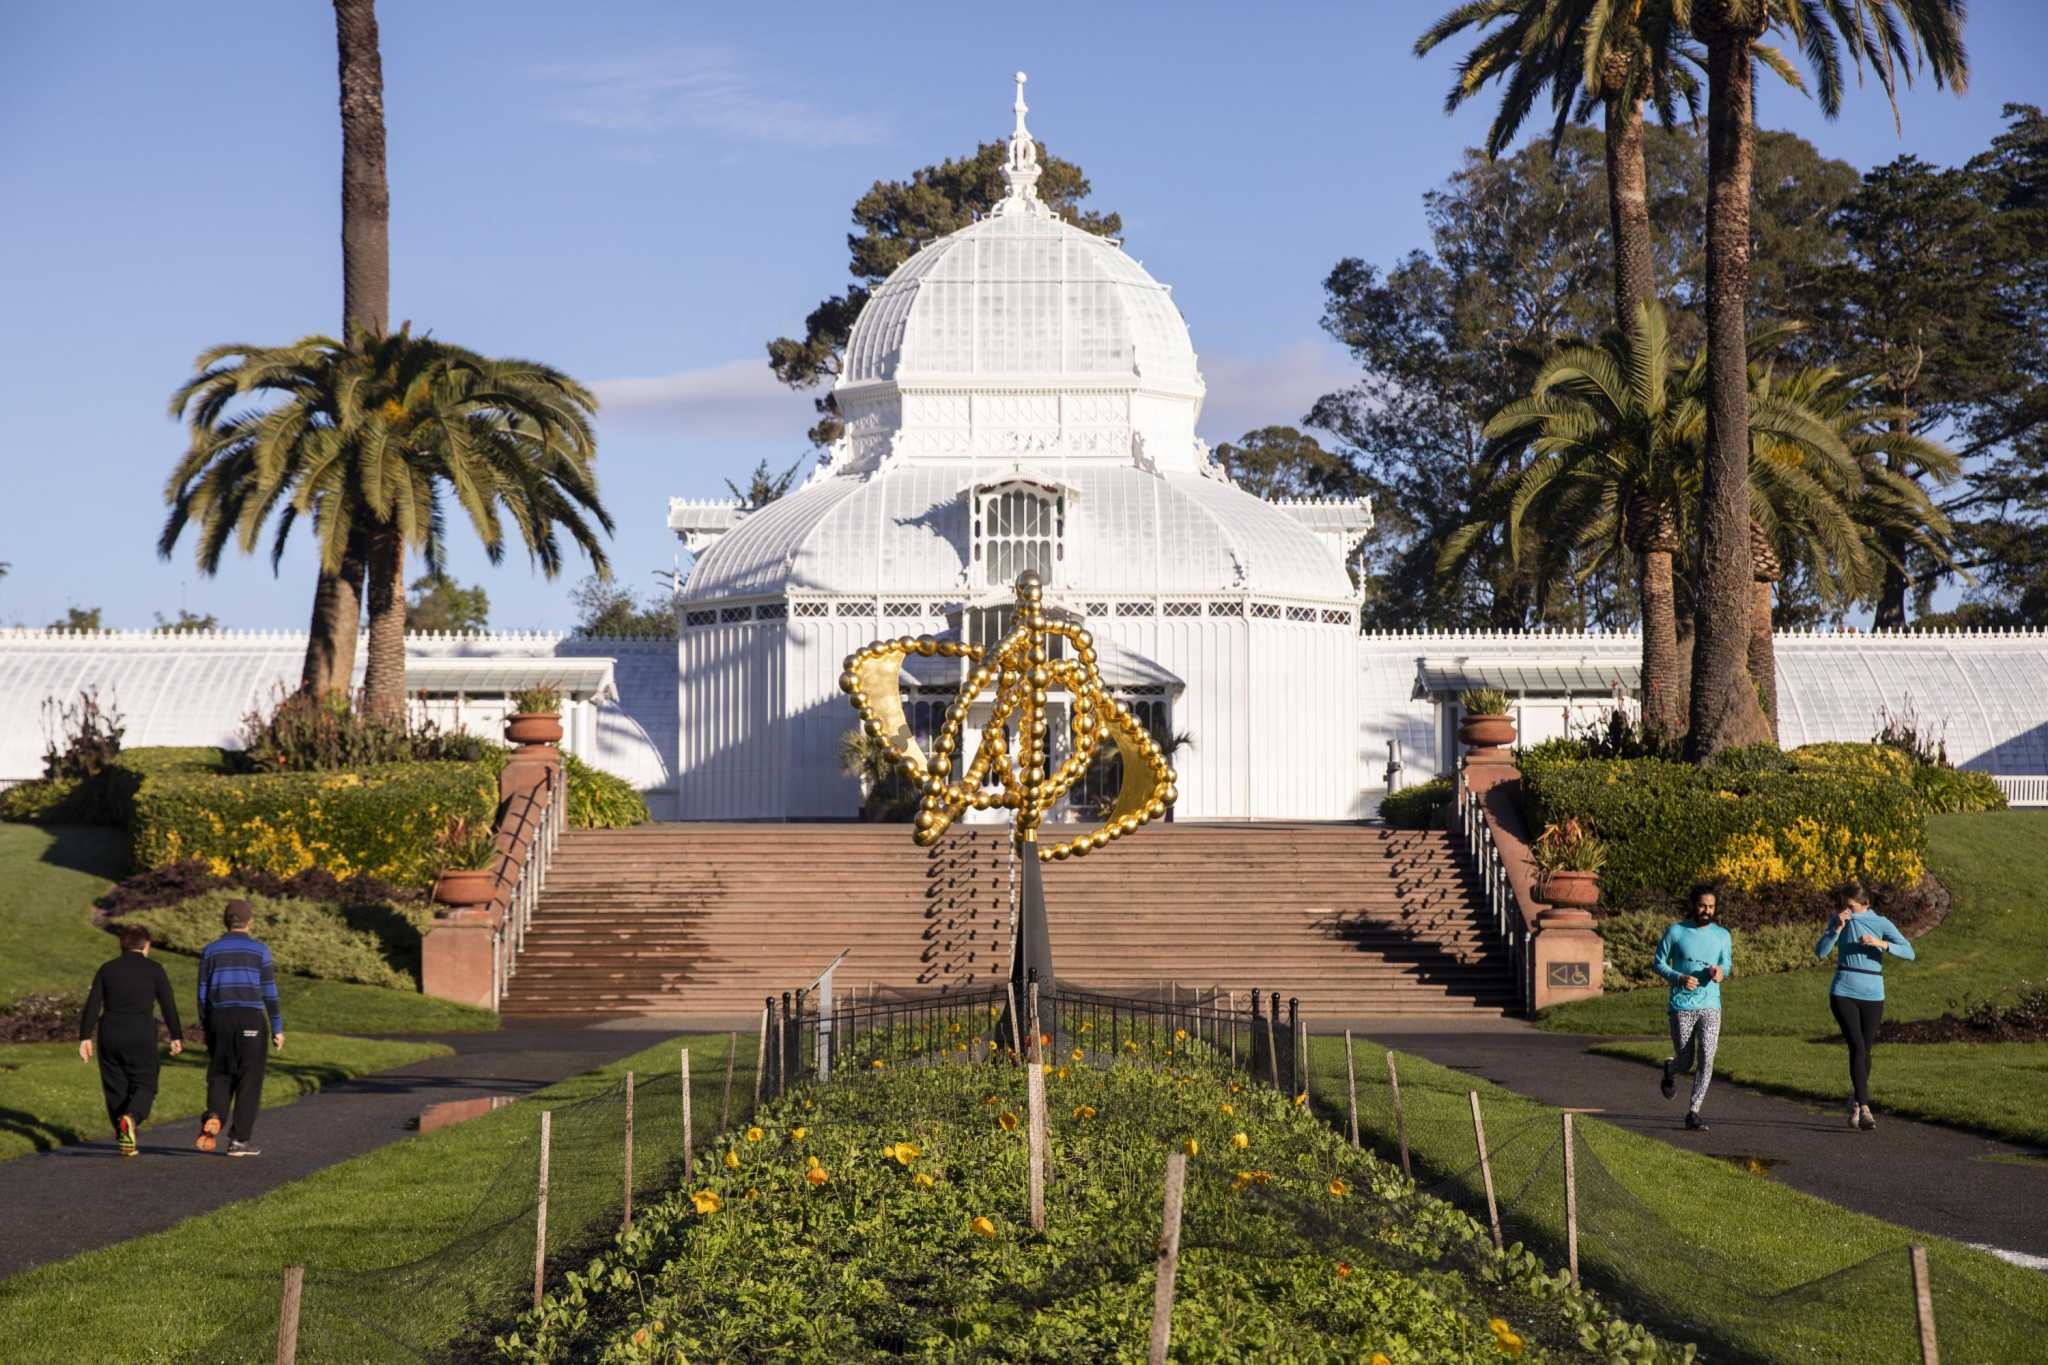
[1684,0,1968,758]
[299,0,393,698]
[164,329,614,718]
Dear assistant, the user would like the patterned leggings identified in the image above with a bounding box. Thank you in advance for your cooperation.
[1668,1008,1722,1112]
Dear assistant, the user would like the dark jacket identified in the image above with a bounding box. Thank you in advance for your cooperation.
[79,951,182,1040]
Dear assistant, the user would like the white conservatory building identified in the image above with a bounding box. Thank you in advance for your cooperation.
[2,78,2045,816]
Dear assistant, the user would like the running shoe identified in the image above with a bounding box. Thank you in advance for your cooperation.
[1847,1103,1862,1130]
[1858,1106,1876,1132]
[117,1115,137,1157]
[226,1140,261,1157]
[1660,1059,1676,1100]
[195,1114,221,1152]
[1685,1110,1708,1131]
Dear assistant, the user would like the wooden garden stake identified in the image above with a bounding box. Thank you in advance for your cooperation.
[752,1007,768,1112]
[679,1047,694,1179]
[533,1110,552,1308]
[1263,1011,1280,1091]
[1344,1030,1359,1147]
[1006,980,1024,1056]
[1297,1014,1310,1103]
[1026,1060,1047,1231]
[1228,990,1237,1067]
[1469,1090,1501,1252]
[1028,980,1042,1064]
[1911,1245,1939,1365]
[720,1032,737,1135]
[1148,1152,1189,1365]
[273,1265,304,1365]
[1562,1112,1578,1286]
[622,1071,636,1231]
[1387,1051,1411,1179]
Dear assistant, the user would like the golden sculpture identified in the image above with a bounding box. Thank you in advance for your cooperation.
[838,570,1178,860]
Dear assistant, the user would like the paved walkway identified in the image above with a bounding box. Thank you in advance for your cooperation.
[1373,1025,2048,1264]
[0,1024,677,1281]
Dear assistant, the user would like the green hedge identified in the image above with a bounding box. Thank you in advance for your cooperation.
[1,746,232,826]
[1910,765,2009,815]
[120,889,430,990]
[130,760,499,886]
[1597,909,1829,990]
[1522,743,1928,901]
[560,752,650,829]
[1378,776,1452,829]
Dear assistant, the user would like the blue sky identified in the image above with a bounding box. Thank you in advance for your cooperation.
[2,0,2041,631]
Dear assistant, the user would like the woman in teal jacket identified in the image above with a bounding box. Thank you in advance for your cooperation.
[1814,880,1916,1131]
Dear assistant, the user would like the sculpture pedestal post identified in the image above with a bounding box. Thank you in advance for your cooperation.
[1006,840,1056,1053]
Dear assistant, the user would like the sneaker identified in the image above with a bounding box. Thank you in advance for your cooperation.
[195,1115,221,1153]
[1660,1060,1677,1100]
[117,1115,137,1157]
[1847,1103,1863,1130]
[226,1140,261,1157]
[1858,1106,1876,1132]
[1685,1110,1707,1131]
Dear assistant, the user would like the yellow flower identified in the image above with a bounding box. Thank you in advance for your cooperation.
[1070,1047,1084,1062]
[989,1004,1001,1017]
[1041,1062,1053,1075]
[1327,1178,1349,1198]
[745,1126,764,1142]
[1336,1261,1353,1279]
[956,1042,968,1053]
[790,1126,807,1142]
[982,1093,1002,1106]
[1231,1131,1249,1149]
[998,1111,1020,1132]
[888,1141,922,1166]
[1174,1028,1188,1042]
[723,1150,740,1169]
[1123,1039,1139,1053]
[631,1328,649,1347]
[1071,1104,1097,1120]
[871,1058,886,1070]
[1219,1103,1233,1116]
[1371,1355,1392,1365]
[970,1215,997,1238]
[1488,1318,1524,1358]
[1294,1091,1308,1107]
[912,1172,935,1190]
[1229,1082,1243,1094]
[805,1164,829,1187]
[806,1154,821,1168]
[1055,1066,1070,1080]
[1182,1138,1199,1157]
[690,1189,722,1215]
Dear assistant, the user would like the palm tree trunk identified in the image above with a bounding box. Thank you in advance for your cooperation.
[359,523,408,719]
[299,528,367,696]
[335,0,389,339]
[1604,92,1656,330]
[1687,16,1775,759]
[1639,549,1684,743]
[1748,577,1780,743]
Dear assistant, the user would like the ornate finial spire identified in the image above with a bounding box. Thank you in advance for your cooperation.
[1000,69,1044,209]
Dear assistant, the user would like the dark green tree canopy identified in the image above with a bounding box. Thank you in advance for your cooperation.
[1212,427,1365,502]
[405,573,489,633]
[768,142,1121,446]
[153,609,221,634]
[49,606,104,632]
[572,575,674,638]
[724,457,807,509]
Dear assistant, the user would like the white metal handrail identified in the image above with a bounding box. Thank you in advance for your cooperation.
[1451,772,1533,1016]
[490,763,567,1011]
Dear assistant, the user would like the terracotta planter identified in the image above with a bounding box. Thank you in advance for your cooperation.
[1458,714,1516,750]
[1539,869,1601,911]
[433,867,497,910]
[505,712,564,746]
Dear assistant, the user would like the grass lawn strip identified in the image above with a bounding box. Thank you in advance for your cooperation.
[506,1043,1669,1363]
[1309,1037,2048,1363]
[0,1031,729,1364]
[1538,811,2048,1038]
[0,1033,449,1160]
[1587,1037,2048,1148]
[0,823,496,1035]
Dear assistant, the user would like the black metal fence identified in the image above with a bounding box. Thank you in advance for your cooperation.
[758,974,1305,1101]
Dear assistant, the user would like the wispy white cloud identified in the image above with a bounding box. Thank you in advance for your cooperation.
[593,358,816,442]
[537,46,883,149]
[1195,339,1356,447]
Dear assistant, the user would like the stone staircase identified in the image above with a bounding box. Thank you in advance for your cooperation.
[498,822,1518,1019]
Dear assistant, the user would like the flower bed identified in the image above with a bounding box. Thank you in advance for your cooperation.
[498,1042,1677,1362]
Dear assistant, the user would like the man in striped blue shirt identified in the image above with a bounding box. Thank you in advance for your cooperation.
[194,899,284,1156]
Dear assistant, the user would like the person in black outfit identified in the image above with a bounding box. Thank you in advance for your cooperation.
[78,924,183,1157]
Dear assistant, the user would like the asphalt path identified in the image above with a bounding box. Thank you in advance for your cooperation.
[1377,1026,2048,1265]
[0,1024,676,1281]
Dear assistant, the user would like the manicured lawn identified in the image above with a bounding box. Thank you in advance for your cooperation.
[0,822,497,1035]
[0,1032,729,1365]
[1305,1035,2048,1363]
[1588,1037,2048,1147]
[1538,810,2048,1037]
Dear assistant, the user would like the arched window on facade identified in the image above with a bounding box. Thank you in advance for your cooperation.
[971,482,1065,589]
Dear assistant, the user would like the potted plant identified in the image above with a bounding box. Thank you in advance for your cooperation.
[1457,687,1515,753]
[506,685,564,747]
[432,815,500,911]
[1532,818,1606,910]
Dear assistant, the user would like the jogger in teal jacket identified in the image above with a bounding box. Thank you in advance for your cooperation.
[1654,884,1733,1129]
[1814,880,1916,1131]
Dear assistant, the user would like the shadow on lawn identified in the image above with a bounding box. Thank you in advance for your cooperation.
[31,824,130,881]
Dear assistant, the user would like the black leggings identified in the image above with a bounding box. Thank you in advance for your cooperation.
[1830,994,1885,1106]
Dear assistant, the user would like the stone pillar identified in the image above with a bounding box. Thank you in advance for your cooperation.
[421,907,497,1008]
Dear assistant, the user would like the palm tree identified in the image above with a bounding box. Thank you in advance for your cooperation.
[1417,1,1695,333]
[1685,0,1968,758]
[301,0,394,698]
[163,328,614,717]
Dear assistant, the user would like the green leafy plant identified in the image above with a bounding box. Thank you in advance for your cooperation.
[238,687,489,772]
[559,753,649,829]
[41,689,125,783]
[1457,687,1509,716]
[436,815,499,872]
[114,889,430,991]
[1532,818,1607,876]
[1378,777,1453,829]
[510,686,563,716]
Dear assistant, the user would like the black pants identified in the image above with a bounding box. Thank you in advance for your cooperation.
[96,1014,161,1132]
[1830,994,1885,1106]
[205,1011,270,1142]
